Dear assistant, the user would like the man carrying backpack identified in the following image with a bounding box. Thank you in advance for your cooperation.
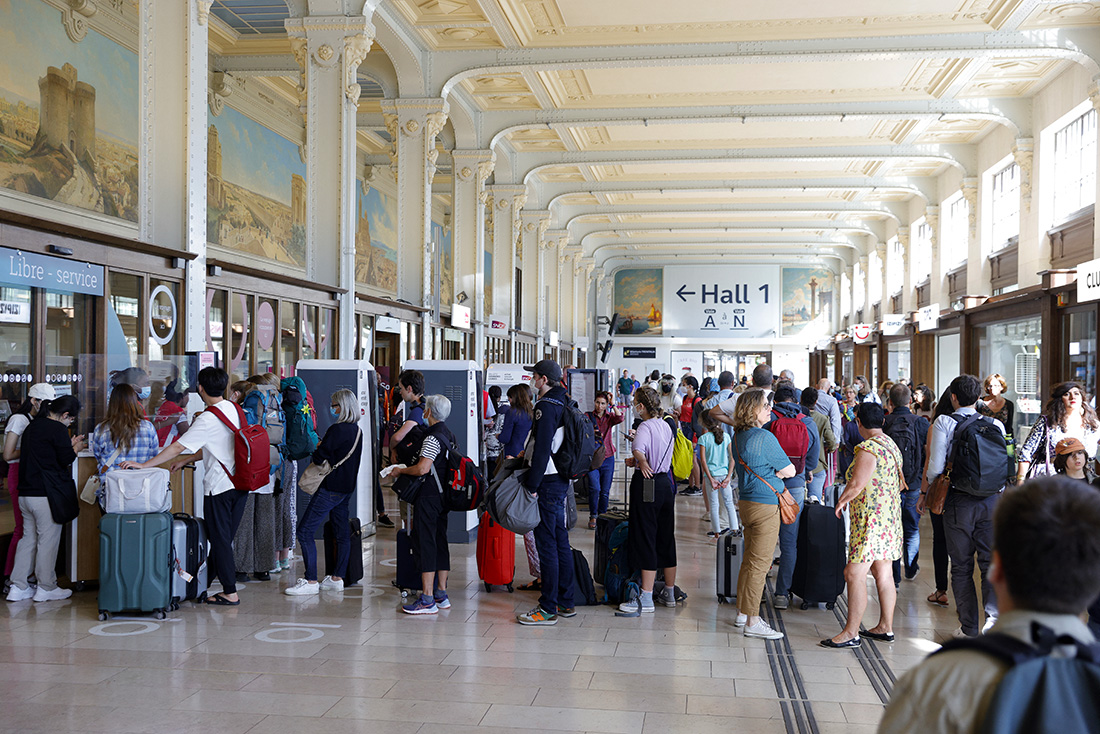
[517,359,575,626]
[883,384,930,586]
[924,374,1010,638]
[765,382,820,610]
[879,475,1100,734]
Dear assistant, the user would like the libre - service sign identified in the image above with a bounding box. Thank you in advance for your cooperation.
[1,247,104,296]
[661,265,781,339]
[1077,257,1100,303]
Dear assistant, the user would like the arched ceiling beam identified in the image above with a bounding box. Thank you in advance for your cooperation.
[436,30,1100,98]
[580,226,873,258]
[562,205,902,234]
[590,241,855,270]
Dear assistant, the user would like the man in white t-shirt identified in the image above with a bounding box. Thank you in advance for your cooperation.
[123,367,246,606]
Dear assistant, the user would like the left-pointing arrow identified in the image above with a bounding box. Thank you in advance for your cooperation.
[676,284,696,302]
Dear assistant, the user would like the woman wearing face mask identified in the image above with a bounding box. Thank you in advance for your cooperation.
[90,384,160,507]
[657,375,682,418]
[285,389,363,596]
[6,395,85,602]
[2,383,54,586]
[1018,381,1100,481]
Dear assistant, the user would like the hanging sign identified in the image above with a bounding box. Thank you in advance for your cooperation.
[0,247,104,296]
[662,265,781,339]
[880,314,906,336]
[443,328,463,343]
[918,304,940,332]
[852,323,873,343]
[451,304,471,328]
[623,347,656,359]
[1077,256,1100,303]
[487,314,507,336]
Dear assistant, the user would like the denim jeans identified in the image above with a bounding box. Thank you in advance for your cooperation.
[893,488,921,584]
[704,473,737,534]
[774,484,806,598]
[296,488,351,581]
[534,475,574,613]
[587,455,616,517]
[944,492,1000,635]
[807,470,827,503]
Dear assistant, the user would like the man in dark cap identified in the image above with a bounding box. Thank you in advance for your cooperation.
[516,359,575,626]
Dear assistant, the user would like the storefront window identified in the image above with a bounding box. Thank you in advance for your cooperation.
[256,298,277,375]
[45,290,91,425]
[319,307,335,359]
[841,350,853,385]
[109,272,141,368]
[0,285,32,431]
[887,341,911,384]
[1065,310,1096,393]
[280,301,298,377]
[976,316,1042,439]
[301,304,317,361]
[229,292,253,382]
[357,314,372,361]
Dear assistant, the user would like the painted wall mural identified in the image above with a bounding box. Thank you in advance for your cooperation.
[614,268,663,336]
[207,105,306,267]
[781,266,835,337]
[483,247,493,320]
[355,182,398,292]
[433,220,453,307]
[0,0,139,221]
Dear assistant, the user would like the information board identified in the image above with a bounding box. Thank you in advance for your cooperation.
[661,265,781,339]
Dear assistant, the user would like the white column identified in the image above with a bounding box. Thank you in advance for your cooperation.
[962,177,982,295]
[859,254,870,321]
[1013,138,1038,282]
[520,210,550,335]
[381,98,449,359]
[286,15,374,359]
[144,0,209,350]
[925,205,943,307]
[451,151,495,366]
[487,184,526,346]
[876,242,888,315]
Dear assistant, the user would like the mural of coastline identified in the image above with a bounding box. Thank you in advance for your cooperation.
[484,248,493,319]
[433,221,453,307]
[614,268,663,336]
[355,183,398,292]
[0,0,139,221]
[207,105,306,267]
[781,266,835,337]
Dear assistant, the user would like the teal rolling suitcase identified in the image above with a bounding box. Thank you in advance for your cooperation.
[98,512,173,620]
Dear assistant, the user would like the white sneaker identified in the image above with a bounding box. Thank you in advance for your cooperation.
[284,578,320,596]
[982,616,997,634]
[701,511,711,522]
[32,586,71,602]
[5,584,35,602]
[744,619,784,640]
[733,612,748,628]
[319,575,344,592]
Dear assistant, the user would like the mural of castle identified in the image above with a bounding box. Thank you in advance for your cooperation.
[0,1,139,222]
[355,182,398,292]
[206,105,307,268]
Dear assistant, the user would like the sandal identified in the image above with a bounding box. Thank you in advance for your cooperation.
[927,590,949,608]
[518,579,542,591]
[204,593,241,606]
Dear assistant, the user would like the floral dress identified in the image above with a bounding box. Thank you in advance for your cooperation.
[846,434,904,563]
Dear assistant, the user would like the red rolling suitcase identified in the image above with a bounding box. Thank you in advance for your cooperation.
[476,511,515,592]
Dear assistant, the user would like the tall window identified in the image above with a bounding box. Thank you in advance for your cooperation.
[853,260,865,313]
[943,194,969,270]
[868,248,883,306]
[1053,108,1097,221]
[990,162,1020,248]
[886,236,904,295]
[841,271,851,316]
[912,218,932,284]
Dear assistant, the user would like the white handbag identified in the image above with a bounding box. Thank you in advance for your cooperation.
[102,467,172,514]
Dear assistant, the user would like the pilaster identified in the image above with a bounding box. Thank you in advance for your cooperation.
[521,210,550,335]
[451,150,494,366]
[926,205,943,309]
[961,177,984,295]
[875,242,888,315]
[541,229,567,356]
[486,184,527,344]
[898,230,914,315]
[859,254,870,320]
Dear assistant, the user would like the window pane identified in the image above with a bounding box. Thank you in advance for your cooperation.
[1066,311,1096,394]
[319,308,335,359]
[45,290,92,428]
[0,285,32,432]
[280,301,298,377]
[301,304,317,361]
[109,272,142,368]
[256,298,277,375]
[991,162,1020,248]
[975,316,1042,439]
[1053,109,1097,221]
[229,292,252,383]
[206,288,226,366]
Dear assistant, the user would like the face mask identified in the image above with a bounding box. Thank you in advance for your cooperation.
[330,407,340,419]
[137,386,151,401]
[676,387,687,397]
[661,384,672,394]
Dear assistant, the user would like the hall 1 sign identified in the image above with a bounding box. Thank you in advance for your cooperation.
[1078,256,1100,303]
[662,265,781,339]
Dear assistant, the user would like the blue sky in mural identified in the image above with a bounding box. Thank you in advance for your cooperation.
[0,0,138,145]
[213,105,306,206]
[361,186,397,261]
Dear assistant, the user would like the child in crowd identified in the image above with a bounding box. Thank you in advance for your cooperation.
[1053,437,1095,483]
[697,410,736,538]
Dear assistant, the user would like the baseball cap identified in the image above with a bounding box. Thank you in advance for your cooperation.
[524,359,562,383]
[28,383,56,401]
[1055,437,1087,456]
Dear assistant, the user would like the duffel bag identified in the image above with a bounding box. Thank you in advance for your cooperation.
[103,468,172,514]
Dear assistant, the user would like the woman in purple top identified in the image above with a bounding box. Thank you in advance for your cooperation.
[585,390,625,528]
[621,386,678,613]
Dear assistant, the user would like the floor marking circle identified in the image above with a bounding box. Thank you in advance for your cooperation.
[89,620,160,636]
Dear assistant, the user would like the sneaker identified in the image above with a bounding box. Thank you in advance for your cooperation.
[280,558,291,570]
[432,591,451,609]
[701,511,711,522]
[235,572,250,584]
[952,627,976,639]
[403,594,439,615]
[284,578,320,596]
[319,576,344,592]
[6,584,35,602]
[557,606,577,618]
[377,514,396,529]
[773,594,789,610]
[686,487,704,496]
[733,612,748,628]
[982,616,997,634]
[656,589,677,607]
[707,531,720,538]
[517,606,557,625]
[744,619,784,640]
[253,572,271,582]
[32,586,72,602]
[618,598,655,614]
[268,566,282,574]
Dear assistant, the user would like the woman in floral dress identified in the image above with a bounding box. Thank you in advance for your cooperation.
[822,402,904,649]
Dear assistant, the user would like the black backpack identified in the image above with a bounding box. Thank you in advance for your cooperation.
[393,423,427,467]
[949,413,1012,497]
[543,397,597,480]
[883,412,922,489]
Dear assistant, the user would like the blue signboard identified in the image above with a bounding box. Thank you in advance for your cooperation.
[0,247,104,296]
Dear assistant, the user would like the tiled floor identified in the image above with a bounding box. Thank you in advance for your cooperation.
[2,492,964,734]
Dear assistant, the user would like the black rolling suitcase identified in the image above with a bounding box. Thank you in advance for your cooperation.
[324,518,363,586]
[593,510,629,585]
[716,528,743,603]
[790,501,846,609]
[393,528,421,596]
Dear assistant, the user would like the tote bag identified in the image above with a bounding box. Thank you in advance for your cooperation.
[102,467,171,514]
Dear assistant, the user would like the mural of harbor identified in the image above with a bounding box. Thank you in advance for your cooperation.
[613,268,663,335]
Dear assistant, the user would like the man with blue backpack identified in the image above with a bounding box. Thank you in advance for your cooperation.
[879,475,1100,734]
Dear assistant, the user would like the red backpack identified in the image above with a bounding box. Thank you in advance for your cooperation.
[209,402,272,491]
[767,412,809,473]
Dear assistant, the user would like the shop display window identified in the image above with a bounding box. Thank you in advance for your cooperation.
[975,316,1042,438]
[1065,310,1097,395]
[280,301,298,377]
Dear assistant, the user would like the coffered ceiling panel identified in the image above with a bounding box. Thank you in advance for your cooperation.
[461,73,542,110]
[1021,1,1100,28]
[507,127,568,151]
[958,57,1070,97]
[604,190,868,206]
[392,0,504,49]
[495,0,1025,46]
[589,159,907,182]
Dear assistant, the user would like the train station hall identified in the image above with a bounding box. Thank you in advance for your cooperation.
[2,1,1100,733]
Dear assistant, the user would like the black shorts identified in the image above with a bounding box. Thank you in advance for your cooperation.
[627,470,677,571]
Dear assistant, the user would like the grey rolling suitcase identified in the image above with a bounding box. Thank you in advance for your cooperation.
[171,513,209,608]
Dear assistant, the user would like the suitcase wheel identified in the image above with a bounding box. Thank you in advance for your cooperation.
[507,584,514,593]
[484,582,493,593]
[98,611,109,621]
[825,602,835,611]
[801,602,811,610]
[155,609,167,620]
[717,595,726,604]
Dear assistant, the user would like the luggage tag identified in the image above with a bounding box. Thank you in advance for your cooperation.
[173,558,193,583]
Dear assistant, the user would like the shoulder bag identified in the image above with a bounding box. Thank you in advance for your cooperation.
[1024,418,1054,479]
[80,445,122,505]
[733,435,799,525]
[44,468,80,525]
[300,429,361,495]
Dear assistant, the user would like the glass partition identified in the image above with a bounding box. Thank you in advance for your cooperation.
[975,316,1041,439]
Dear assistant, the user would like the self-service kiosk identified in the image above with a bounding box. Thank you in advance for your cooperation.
[294,360,381,533]
[566,367,611,413]
[403,359,483,543]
